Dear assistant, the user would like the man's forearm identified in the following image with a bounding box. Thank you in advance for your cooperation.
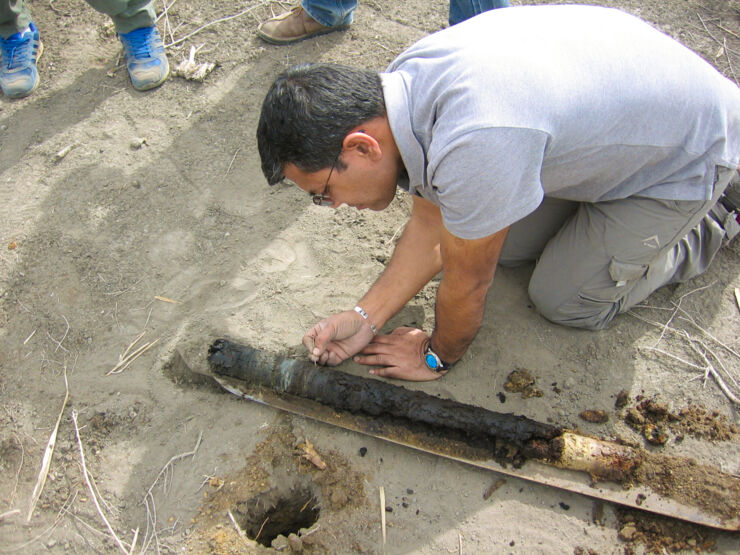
[358,197,444,328]
[430,226,509,363]
[431,274,490,363]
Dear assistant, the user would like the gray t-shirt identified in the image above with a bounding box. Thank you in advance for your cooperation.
[382,5,740,239]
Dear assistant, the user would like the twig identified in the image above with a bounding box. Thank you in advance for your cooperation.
[696,12,740,56]
[6,491,77,552]
[0,509,20,522]
[379,486,386,545]
[46,314,70,353]
[71,410,129,553]
[107,337,160,375]
[165,1,273,48]
[156,0,180,22]
[10,432,24,504]
[225,148,241,177]
[386,222,405,245]
[141,432,203,553]
[254,516,269,542]
[674,304,740,358]
[631,311,740,405]
[26,366,69,522]
[23,329,36,345]
[128,527,139,555]
[154,295,179,304]
[723,37,739,86]
[640,346,705,371]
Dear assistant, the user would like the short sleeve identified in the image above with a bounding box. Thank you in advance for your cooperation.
[428,128,550,239]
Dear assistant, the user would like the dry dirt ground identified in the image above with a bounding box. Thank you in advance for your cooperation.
[1,0,739,553]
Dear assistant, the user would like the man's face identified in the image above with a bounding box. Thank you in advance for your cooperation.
[283,153,401,211]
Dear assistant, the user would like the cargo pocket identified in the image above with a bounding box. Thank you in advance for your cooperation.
[608,258,648,289]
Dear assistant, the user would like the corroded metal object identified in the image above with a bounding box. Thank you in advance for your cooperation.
[205,339,739,531]
[208,338,560,447]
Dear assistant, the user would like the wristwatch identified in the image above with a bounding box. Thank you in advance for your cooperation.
[424,344,452,373]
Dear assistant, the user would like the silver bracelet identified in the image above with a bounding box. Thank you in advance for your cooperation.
[354,306,378,335]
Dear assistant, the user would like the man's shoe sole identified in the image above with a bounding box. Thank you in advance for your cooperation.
[130,65,170,91]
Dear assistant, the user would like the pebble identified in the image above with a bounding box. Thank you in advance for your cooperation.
[287,533,303,552]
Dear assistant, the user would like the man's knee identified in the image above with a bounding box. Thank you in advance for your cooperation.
[528,281,619,331]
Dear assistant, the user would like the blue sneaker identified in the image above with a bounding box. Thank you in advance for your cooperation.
[119,26,169,91]
[0,22,43,99]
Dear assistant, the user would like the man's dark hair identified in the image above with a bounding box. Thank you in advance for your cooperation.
[257,63,386,185]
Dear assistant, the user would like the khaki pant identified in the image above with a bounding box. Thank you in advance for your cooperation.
[499,166,737,330]
[0,0,154,37]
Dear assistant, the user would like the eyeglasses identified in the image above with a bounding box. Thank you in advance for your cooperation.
[312,154,338,207]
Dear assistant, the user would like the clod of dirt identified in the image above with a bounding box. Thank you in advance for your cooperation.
[616,508,717,553]
[579,410,609,424]
[504,369,543,398]
[615,389,630,409]
[625,408,645,426]
[624,397,737,444]
[642,423,668,445]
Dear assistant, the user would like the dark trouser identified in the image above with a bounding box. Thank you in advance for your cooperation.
[499,167,736,330]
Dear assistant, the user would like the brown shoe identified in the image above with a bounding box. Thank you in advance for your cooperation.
[257,7,348,45]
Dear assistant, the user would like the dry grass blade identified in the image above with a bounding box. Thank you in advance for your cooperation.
[165,1,273,48]
[71,410,130,553]
[141,431,203,553]
[26,366,69,523]
[379,486,386,546]
[107,337,160,375]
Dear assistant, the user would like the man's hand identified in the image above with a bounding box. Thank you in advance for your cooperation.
[302,311,376,366]
[354,327,446,381]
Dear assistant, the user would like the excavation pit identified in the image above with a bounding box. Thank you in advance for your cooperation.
[235,484,320,547]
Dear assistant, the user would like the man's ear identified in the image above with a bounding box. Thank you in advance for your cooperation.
[342,131,382,160]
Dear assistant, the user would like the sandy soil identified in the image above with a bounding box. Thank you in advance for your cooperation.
[0,1,738,553]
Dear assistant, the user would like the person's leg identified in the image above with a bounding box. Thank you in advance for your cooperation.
[84,0,155,34]
[449,0,510,26]
[0,0,31,37]
[499,197,578,266]
[0,0,42,98]
[527,167,736,330]
[258,0,357,45]
[84,0,168,91]
[303,0,357,27]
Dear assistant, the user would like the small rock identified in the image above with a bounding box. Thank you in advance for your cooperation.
[618,523,638,541]
[642,423,668,445]
[130,137,147,150]
[287,533,303,552]
[359,447,367,457]
[558,502,570,510]
[271,535,289,551]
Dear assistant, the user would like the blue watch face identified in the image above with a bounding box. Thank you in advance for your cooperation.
[425,353,440,370]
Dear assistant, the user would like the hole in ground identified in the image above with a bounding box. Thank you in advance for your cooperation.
[235,482,320,547]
